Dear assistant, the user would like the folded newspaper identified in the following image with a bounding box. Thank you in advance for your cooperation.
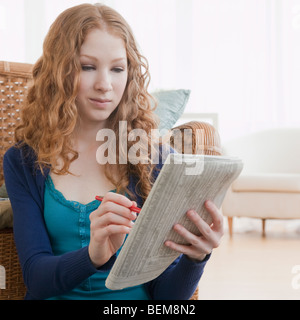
[106,154,243,290]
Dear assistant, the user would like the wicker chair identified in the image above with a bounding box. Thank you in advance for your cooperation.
[0,61,32,300]
[0,61,221,300]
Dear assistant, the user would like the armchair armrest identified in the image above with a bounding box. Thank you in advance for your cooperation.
[170,121,222,156]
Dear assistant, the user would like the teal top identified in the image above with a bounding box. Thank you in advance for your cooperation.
[43,175,150,300]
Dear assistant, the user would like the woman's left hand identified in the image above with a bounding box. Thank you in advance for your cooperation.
[164,200,224,261]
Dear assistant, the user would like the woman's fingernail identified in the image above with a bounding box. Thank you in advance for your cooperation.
[206,200,213,208]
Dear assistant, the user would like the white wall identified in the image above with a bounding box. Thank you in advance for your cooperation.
[1,0,300,142]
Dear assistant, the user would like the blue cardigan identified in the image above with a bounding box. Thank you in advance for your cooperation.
[3,144,210,300]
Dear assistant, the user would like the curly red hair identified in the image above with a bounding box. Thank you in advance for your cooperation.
[15,3,159,201]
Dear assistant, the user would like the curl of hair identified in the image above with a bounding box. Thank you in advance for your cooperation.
[15,3,160,202]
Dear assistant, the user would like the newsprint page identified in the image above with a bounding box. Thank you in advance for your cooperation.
[106,154,243,290]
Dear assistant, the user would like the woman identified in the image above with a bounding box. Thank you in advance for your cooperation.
[3,3,223,300]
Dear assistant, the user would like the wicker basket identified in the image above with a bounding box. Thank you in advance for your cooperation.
[0,228,26,299]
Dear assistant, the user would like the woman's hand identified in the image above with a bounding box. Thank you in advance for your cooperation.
[88,192,137,268]
[165,200,224,261]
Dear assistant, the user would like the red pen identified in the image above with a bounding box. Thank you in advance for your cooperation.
[95,196,141,213]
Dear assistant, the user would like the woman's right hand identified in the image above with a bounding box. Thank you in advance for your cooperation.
[88,192,137,268]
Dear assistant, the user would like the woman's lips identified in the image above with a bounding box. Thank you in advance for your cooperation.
[89,98,112,108]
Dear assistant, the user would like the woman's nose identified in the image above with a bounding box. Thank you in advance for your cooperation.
[94,71,112,92]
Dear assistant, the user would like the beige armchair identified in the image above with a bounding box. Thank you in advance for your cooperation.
[222,128,300,237]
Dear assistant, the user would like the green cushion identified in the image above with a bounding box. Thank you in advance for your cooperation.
[0,184,12,229]
[0,183,8,198]
[152,89,190,130]
[0,200,13,229]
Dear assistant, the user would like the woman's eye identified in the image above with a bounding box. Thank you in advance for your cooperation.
[81,65,96,71]
[112,67,124,73]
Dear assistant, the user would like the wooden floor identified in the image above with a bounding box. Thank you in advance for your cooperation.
[196,217,300,300]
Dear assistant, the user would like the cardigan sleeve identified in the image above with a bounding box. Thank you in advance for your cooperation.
[3,146,111,300]
[146,253,210,300]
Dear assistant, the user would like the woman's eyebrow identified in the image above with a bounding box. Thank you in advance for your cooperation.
[111,57,127,63]
[80,54,97,61]
[80,55,126,63]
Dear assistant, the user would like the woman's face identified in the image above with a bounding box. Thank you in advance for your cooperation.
[76,28,128,128]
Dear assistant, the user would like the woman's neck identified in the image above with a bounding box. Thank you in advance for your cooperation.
[72,120,108,153]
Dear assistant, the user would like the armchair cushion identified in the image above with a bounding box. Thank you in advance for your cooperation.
[152,89,190,130]
[232,173,300,193]
[0,184,8,198]
[0,184,12,230]
[0,200,13,229]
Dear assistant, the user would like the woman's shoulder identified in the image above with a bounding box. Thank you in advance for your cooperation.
[3,143,42,182]
[4,142,36,164]
[4,142,48,201]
